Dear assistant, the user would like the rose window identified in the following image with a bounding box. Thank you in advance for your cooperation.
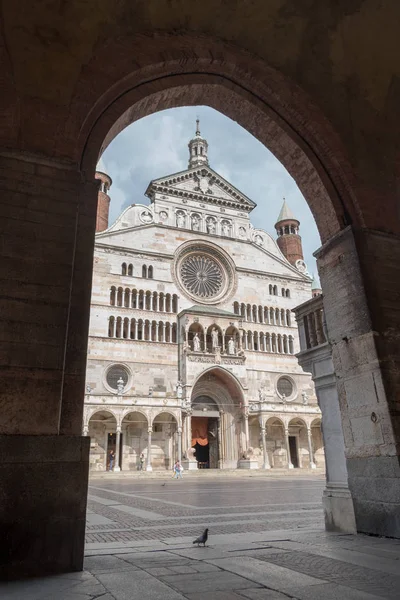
[180,255,223,299]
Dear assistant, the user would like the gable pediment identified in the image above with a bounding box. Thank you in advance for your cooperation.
[145,166,256,212]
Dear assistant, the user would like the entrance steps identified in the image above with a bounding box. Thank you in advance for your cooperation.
[89,468,325,480]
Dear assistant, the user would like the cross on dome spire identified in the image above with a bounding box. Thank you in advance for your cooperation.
[188,119,209,168]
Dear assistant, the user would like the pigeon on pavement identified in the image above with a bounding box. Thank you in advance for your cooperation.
[193,528,208,547]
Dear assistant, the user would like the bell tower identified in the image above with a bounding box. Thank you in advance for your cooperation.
[275,199,304,266]
[95,170,112,232]
[188,119,209,168]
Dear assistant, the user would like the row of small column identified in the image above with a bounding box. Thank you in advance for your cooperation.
[110,287,178,313]
[108,317,177,342]
[234,304,292,326]
[304,307,326,349]
[242,331,295,354]
[83,425,183,472]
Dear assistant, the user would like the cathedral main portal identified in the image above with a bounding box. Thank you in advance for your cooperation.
[191,415,219,468]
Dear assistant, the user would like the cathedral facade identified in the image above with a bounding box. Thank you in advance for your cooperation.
[84,123,324,472]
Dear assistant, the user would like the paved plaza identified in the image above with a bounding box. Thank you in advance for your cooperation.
[2,475,400,599]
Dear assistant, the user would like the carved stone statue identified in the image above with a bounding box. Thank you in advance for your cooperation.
[206,218,216,234]
[281,393,287,404]
[222,221,230,236]
[193,333,201,352]
[302,391,309,405]
[228,337,236,355]
[242,447,254,459]
[258,388,266,402]
[117,377,125,394]
[192,215,200,231]
[176,381,183,399]
[176,212,185,228]
[211,327,219,349]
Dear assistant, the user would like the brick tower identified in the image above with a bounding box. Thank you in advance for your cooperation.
[95,170,112,232]
[274,199,304,266]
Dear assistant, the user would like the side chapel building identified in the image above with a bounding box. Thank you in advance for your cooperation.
[84,122,324,472]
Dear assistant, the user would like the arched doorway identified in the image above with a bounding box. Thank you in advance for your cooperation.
[120,411,148,471]
[188,368,245,469]
[87,410,118,471]
[152,412,179,470]
[191,396,220,468]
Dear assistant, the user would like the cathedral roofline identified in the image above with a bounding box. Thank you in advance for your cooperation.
[145,165,256,212]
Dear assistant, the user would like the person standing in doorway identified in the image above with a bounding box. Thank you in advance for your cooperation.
[173,460,183,479]
[139,453,145,471]
[108,449,115,471]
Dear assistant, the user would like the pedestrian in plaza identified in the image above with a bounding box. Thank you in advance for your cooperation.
[139,453,145,471]
[108,449,115,471]
[173,460,183,479]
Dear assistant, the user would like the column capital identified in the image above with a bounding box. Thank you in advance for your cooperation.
[116,426,122,433]
[148,427,153,434]
[177,427,182,434]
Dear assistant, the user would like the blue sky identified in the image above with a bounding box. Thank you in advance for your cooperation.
[99,106,321,274]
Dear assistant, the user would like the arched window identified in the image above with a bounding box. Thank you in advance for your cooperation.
[145,291,151,310]
[151,320,157,342]
[108,316,115,338]
[124,288,130,308]
[284,225,290,234]
[110,286,116,306]
[247,304,252,321]
[137,319,143,340]
[195,147,198,155]
[233,301,239,315]
[275,308,280,325]
[144,320,150,341]
[138,290,144,310]
[115,317,122,338]
[128,264,133,276]
[159,292,164,312]
[264,307,269,324]
[286,309,291,327]
[130,319,136,339]
[271,333,277,353]
[286,289,290,298]
[117,287,123,307]
[281,308,285,326]
[200,147,203,155]
[283,335,288,354]
[253,331,259,351]
[265,332,271,352]
[269,284,273,294]
[166,293,171,313]
[132,289,137,308]
[142,264,147,278]
[247,331,252,350]
[273,285,278,295]
[270,307,274,324]
[123,317,129,339]
[121,263,127,276]
[172,294,178,313]
[289,335,294,354]
[252,305,257,322]
[172,323,177,343]
[148,265,153,279]
[258,305,263,323]
[281,288,285,296]
[241,303,246,319]
[277,334,283,353]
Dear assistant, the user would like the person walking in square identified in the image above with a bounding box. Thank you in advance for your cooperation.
[108,449,115,471]
[173,460,183,479]
[139,453,145,471]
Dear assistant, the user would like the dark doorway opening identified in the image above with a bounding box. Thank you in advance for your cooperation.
[289,436,299,468]
[107,432,123,470]
[191,415,219,468]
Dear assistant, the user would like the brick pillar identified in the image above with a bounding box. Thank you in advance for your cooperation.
[94,171,112,232]
[317,226,400,537]
[0,153,97,578]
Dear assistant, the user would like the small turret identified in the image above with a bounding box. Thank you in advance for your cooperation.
[188,119,209,168]
[275,199,304,266]
[95,170,112,232]
[311,273,322,297]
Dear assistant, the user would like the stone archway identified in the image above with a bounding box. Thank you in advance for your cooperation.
[87,410,117,472]
[120,411,149,471]
[1,10,399,578]
[189,367,245,469]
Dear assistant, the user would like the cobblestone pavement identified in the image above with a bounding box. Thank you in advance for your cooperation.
[3,476,400,599]
[85,475,326,547]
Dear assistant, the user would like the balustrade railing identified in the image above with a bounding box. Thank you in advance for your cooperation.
[292,295,327,351]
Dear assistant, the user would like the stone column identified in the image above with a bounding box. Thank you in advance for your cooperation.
[177,427,182,463]
[307,425,316,469]
[109,316,116,337]
[284,427,294,469]
[83,426,89,436]
[114,426,121,472]
[162,322,166,342]
[217,416,223,469]
[222,330,226,353]
[261,420,271,469]
[244,412,249,451]
[146,427,153,471]
[203,330,207,351]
